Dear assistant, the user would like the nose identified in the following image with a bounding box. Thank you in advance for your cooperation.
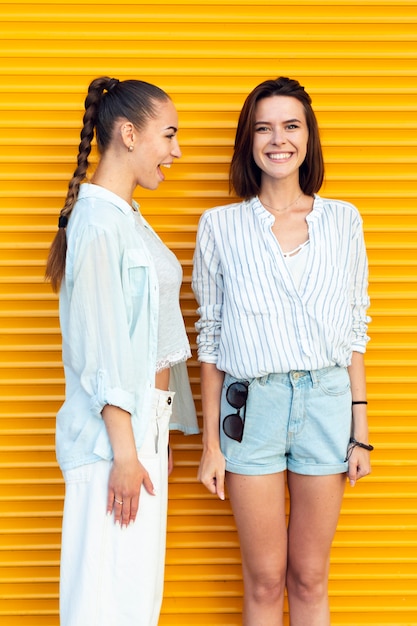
[271,128,286,145]
[172,137,182,159]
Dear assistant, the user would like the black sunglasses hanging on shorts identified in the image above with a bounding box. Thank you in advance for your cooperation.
[222,380,249,442]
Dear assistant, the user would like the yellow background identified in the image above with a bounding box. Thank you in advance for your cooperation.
[0,1,416,624]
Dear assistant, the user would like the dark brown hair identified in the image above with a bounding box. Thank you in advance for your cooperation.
[230,76,324,200]
[45,76,170,292]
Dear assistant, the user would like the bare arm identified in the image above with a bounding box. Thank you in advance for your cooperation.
[347,351,371,487]
[102,405,155,527]
[197,362,226,500]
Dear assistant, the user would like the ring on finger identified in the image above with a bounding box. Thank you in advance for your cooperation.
[114,498,123,505]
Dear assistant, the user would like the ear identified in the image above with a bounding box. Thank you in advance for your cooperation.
[119,121,135,150]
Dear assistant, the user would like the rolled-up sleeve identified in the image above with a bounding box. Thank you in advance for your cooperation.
[350,215,371,353]
[192,212,224,363]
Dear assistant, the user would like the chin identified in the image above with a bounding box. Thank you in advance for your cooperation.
[140,179,160,191]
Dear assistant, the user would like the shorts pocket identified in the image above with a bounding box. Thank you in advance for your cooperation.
[318,367,351,397]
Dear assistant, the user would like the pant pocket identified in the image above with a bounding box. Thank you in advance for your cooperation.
[139,390,174,457]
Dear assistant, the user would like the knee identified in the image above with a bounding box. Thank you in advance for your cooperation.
[286,566,328,605]
[246,570,286,606]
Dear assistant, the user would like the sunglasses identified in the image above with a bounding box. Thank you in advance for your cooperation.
[222,381,249,442]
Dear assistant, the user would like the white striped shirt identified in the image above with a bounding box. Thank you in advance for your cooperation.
[192,195,371,379]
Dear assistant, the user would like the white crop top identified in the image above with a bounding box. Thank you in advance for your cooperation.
[133,211,191,372]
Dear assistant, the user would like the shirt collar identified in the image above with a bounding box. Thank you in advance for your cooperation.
[78,183,138,216]
[252,194,322,225]
[252,196,274,226]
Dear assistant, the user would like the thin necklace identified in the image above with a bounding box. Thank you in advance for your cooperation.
[260,191,303,213]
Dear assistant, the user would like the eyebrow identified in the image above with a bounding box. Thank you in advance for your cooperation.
[165,125,178,132]
[254,118,302,125]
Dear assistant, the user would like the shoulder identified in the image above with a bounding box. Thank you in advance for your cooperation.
[198,199,251,226]
[314,195,363,223]
[74,198,126,228]
[69,187,133,242]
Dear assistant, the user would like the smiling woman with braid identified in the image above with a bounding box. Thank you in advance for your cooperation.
[46,76,198,626]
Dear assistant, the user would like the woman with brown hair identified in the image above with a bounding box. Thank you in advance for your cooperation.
[192,77,372,625]
[46,76,198,626]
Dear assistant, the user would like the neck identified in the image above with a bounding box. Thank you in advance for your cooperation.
[259,190,304,213]
[90,163,134,206]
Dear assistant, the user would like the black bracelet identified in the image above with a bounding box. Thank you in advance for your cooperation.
[352,401,367,405]
[349,437,374,451]
[345,437,374,461]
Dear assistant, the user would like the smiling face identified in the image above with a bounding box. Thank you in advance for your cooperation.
[252,95,309,188]
[132,98,181,190]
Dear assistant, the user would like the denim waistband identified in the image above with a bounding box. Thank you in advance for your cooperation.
[256,366,344,388]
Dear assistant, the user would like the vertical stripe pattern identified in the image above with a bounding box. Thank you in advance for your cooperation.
[192,196,370,378]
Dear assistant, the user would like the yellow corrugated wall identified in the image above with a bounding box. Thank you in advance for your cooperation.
[0,1,416,624]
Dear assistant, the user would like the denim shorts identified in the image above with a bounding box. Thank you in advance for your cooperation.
[220,366,352,476]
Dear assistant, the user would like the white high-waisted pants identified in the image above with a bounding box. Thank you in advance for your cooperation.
[59,389,173,626]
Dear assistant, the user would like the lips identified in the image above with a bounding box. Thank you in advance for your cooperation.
[157,162,173,182]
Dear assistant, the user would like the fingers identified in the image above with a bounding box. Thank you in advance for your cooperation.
[347,451,372,488]
[107,461,155,528]
[110,494,139,528]
[142,473,156,496]
[348,472,357,488]
[214,473,225,501]
[198,458,226,501]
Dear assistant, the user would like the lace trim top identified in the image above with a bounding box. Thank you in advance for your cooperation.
[283,239,310,290]
[133,210,191,372]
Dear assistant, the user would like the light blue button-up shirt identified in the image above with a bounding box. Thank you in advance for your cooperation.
[56,184,198,471]
[192,195,371,379]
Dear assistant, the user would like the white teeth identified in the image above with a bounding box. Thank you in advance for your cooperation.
[161,163,171,168]
[269,153,291,160]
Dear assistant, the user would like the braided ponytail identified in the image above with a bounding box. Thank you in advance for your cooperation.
[45,75,169,292]
[45,77,117,291]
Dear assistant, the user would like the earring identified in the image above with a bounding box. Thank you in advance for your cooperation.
[128,144,134,152]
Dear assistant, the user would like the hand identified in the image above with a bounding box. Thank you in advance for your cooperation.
[107,456,155,527]
[197,448,226,500]
[347,447,372,487]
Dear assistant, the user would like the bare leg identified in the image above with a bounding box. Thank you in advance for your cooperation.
[286,472,346,626]
[226,471,287,626]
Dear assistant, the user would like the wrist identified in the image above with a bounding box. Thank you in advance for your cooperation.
[349,437,374,452]
[345,437,374,461]
[351,407,369,442]
[113,448,138,463]
[352,429,369,444]
[202,437,222,453]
